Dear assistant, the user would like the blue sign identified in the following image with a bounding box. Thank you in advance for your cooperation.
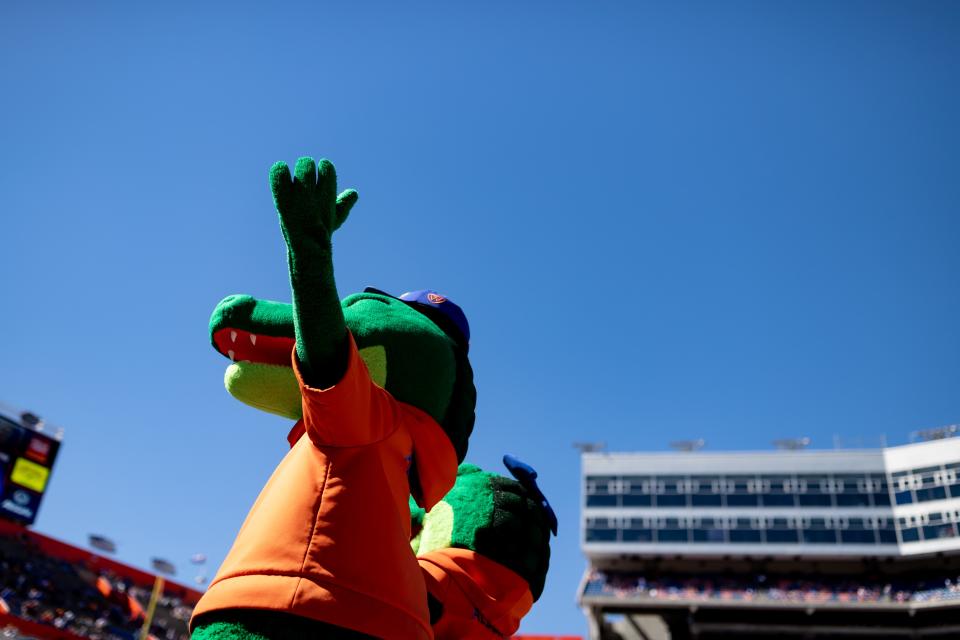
[0,487,41,522]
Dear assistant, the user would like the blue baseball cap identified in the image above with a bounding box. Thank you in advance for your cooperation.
[363,287,470,352]
[503,454,558,536]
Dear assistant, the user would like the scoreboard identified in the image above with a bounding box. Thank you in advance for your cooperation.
[0,410,61,525]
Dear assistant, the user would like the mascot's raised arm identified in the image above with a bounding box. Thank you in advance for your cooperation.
[190,157,476,639]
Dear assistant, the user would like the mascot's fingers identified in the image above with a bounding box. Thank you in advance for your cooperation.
[333,189,358,230]
[293,156,318,187]
[315,158,339,213]
[269,161,293,211]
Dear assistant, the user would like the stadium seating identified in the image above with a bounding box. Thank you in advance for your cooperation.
[0,523,196,640]
[584,570,960,606]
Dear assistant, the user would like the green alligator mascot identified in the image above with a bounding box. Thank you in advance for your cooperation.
[413,458,557,638]
[190,157,553,639]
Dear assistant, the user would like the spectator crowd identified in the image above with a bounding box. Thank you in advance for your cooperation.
[584,570,960,606]
[0,532,193,640]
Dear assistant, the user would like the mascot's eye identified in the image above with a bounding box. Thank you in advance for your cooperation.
[358,345,387,387]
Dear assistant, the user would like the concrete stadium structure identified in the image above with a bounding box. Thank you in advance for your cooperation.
[578,435,960,639]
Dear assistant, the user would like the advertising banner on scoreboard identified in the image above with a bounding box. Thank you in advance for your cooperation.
[0,413,60,525]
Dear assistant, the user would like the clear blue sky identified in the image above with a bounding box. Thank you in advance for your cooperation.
[2,1,958,636]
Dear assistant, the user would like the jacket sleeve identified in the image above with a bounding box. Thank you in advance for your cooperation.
[417,549,533,640]
[292,332,401,447]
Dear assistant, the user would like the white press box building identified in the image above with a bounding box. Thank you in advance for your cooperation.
[578,435,960,639]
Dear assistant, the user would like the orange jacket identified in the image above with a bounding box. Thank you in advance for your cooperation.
[191,335,458,639]
[418,549,534,639]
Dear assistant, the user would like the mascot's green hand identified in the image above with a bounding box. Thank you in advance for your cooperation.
[270,157,359,388]
[271,157,358,244]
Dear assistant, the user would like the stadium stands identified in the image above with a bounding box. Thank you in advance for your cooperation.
[583,570,960,606]
[0,521,199,640]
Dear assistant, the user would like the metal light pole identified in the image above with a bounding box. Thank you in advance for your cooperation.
[140,558,176,640]
[573,442,606,454]
[669,439,705,452]
[191,552,208,588]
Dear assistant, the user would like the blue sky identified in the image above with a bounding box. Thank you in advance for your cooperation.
[2,1,958,636]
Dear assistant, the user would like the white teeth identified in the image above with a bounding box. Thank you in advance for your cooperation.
[228,350,235,361]
[230,331,237,343]
[249,334,257,346]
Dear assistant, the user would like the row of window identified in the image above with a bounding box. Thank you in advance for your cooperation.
[586,472,891,508]
[587,473,890,496]
[584,511,960,546]
[586,492,892,508]
[891,463,960,505]
[585,467,960,509]
[898,511,960,543]
[892,461,960,483]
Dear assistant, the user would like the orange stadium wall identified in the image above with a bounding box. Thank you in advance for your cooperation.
[0,610,90,640]
[0,519,203,604]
